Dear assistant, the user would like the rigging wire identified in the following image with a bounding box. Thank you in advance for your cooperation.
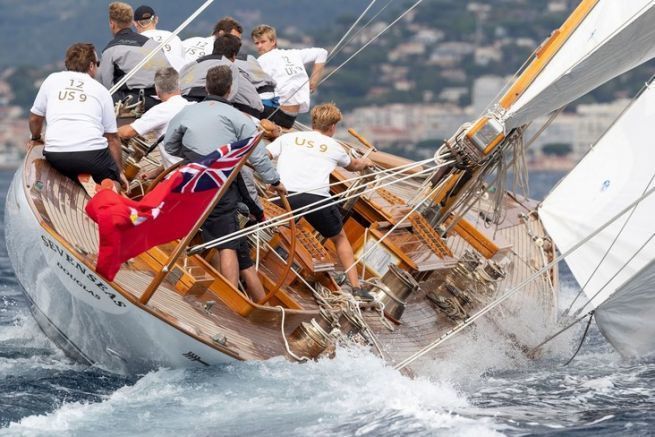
[563,312,594,366]
[319,0,426,87]
[327,0,396,62]
[564,170,655,316]
[109,0,215,95]
[328,0,379,61]
[189,161,447,253]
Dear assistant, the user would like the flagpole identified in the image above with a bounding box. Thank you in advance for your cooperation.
[139,134,263,305]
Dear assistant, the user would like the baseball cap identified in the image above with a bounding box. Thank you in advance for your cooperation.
[134,5,155,21]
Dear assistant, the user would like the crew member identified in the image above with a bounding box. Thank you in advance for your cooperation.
[97,2,172,110]
[252,24,327,128]
[266,102,374,300]
[133,5,187,71]
[118,67,193,168]
[29,43,127,190]
[179,36,262,118]
[164,65,286,302]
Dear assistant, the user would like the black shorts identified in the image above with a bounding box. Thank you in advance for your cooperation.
[202,210,253,270]
[44,148,120,184]
[261,106,296,129]
[285,192,343,239]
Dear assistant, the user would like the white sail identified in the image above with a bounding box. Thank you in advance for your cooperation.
[539,82,655,356]
[504,0,655,130]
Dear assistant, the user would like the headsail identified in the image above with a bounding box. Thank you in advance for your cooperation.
[539,81,655,357]
[503,0,655,130]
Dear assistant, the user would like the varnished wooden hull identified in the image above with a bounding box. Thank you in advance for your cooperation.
[6,146,559,375]
[6,167,239,373]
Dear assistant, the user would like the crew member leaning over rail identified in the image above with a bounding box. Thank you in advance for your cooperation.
[252,24,328,128]
[266,102,374,301]
[97,2,172,110]
[164,65,287,302]
[28,42,128,192]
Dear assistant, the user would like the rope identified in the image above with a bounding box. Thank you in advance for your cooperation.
[563,311,594,366]
[188,161,445,254]
[393,185,655,370]
[527,310,593,357]
[267,157,434,203]
[276,306,310,362]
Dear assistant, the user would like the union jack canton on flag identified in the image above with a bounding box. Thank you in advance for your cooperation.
[86,134,262,281]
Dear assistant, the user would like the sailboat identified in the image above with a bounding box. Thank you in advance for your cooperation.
[5,0,654,374]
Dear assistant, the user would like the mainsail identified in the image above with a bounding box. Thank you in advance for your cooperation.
[502,0,655,130]
[539,82,655,357]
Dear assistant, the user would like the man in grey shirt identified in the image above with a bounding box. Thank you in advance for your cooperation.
[164,65,286,303]
[98,2,172,110]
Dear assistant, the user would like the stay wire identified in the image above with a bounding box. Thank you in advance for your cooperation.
[563,312,594,366]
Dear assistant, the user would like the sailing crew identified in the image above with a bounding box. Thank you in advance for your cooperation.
[28,42,127,190]
[164,65,287,302]
[133,5,187,71]
[97,2,172,110]
[182,16,243,63]
[118,67,193,169]
[266,103,374,300]
[179,36,263,118]
[252,24,328,128]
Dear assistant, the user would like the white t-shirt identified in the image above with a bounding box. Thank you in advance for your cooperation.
[142,29,187,71]
[267,130,350,197]
[30,71,117,153]
[182,36,214,63]
[131,94,194,168]
[257,48,327,113]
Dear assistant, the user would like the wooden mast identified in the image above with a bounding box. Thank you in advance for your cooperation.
[427,0,601,210]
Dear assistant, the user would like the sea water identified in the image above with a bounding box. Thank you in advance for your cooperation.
[2,170,654,436]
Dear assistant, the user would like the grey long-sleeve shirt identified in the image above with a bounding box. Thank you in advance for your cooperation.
[179,55,263,112]
[98,28,172,90]
[163,95,279,184]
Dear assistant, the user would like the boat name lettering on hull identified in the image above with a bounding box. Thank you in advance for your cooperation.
[41,235,127,309]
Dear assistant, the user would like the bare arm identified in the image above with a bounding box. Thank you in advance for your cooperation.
[117,124,138,140]
[105,132,122,169]
[309,62,325,93]
[344,157,373,172]
[28,112,45,142]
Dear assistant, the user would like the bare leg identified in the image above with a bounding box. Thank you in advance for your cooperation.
[219,249,239,288]
[330,230,360,289]
[240,266,266,302]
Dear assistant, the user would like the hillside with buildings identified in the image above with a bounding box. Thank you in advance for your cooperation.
[1,0,653,168]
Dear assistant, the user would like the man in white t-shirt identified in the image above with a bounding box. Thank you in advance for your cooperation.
[252,24,327,128]
[266,103,374,300]
[118,67,193,168]
[29,42,127,189]
[134,5,187,71]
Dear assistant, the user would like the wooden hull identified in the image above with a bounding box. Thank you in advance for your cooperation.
[5,146,559,375]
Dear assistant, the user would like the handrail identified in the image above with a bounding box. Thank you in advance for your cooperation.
[258,194,297,305]
[144,161,182,195]
[139,134,263,305]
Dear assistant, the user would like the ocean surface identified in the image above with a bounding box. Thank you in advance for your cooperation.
[1,169,654,436]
